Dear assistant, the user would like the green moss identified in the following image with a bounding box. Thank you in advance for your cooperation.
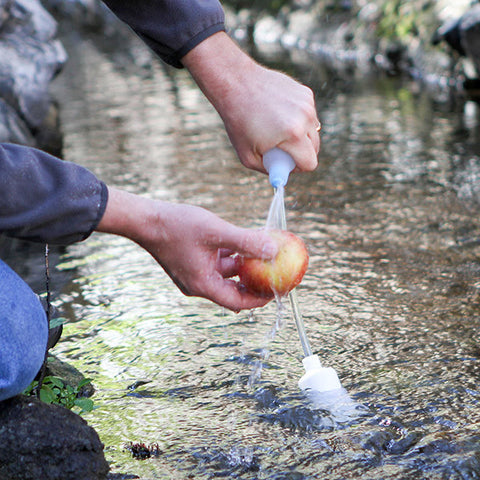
[23,376,95,414]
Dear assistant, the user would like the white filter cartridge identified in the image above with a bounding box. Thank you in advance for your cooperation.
[298,354,342,392]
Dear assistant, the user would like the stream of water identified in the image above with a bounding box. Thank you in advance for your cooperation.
[4,17,480,480]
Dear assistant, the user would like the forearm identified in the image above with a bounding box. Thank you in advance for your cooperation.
[181,32,257,116]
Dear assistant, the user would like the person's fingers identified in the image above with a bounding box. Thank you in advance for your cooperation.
[212,227,278,261]
[311,119,322,153]
[218,247,235,258]
[307,128,321,160]
[234,117,321,174]
[203,277,274,312]
[269,106,320,172]
[279,137,319,172]
[217,254,238,278]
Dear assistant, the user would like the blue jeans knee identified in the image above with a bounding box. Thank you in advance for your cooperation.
[0,259,48,401]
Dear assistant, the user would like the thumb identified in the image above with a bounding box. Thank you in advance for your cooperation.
[219,227,278,260]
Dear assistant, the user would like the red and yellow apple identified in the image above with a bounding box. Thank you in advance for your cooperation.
[238,229,309,297]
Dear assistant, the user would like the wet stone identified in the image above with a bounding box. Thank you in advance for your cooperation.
[0,395,109,480]
[259,405,336,432]
[45,354,95,398]
[268,473,309,480]
[253,385,282,410]
[385,432,421,455]
[362,430,396,455]
[190,446,261,476]
[418,438,459,455]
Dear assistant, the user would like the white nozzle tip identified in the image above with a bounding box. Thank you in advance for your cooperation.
[263,148,295,188]
[298,354,342,393]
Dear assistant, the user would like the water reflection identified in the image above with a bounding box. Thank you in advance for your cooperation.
[6,18,480,480]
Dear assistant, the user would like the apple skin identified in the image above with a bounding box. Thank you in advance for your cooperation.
[238,229,309,297]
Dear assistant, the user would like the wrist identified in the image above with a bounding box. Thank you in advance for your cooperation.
[96,187,159,245]
[181,32,257,115]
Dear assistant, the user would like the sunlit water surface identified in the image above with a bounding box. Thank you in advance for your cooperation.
[9,20,480,479]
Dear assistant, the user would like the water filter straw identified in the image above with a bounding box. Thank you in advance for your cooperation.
[263,148,345,394]
[263,148,296,188]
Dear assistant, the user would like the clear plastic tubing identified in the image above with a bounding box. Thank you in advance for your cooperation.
[266,183,313,358]
[263,147,314,357]
[289,288,313,358]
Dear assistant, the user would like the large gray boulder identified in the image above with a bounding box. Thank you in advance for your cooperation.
[43,0,113,27]
[460,4,480,76]
[0,0,67,151]
[433,4,480,77]
[0,395,109,480]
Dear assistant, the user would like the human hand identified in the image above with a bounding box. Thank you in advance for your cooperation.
[97,188,278,311]
[182,32,320,173]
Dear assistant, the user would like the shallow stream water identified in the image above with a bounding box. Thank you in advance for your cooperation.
[7,19,480,480]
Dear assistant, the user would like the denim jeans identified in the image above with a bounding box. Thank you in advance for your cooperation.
[0,259,47,401]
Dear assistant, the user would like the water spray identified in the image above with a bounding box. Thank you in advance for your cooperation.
[263,148,343,394]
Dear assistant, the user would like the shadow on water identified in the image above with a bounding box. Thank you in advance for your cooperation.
[3,16,480,480]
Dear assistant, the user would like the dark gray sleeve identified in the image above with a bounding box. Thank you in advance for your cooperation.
[101,0,225,68]
[0,143,108,245]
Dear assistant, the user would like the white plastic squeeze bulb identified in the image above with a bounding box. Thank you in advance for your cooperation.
[263,148,296,188]
[298,354,342,392]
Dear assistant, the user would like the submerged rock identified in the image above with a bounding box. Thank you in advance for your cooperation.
[0,395,109,480]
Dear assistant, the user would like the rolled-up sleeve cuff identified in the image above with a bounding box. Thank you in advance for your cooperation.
[175,23,226,67]
[80,180,109,242]
[102,0,226,68]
